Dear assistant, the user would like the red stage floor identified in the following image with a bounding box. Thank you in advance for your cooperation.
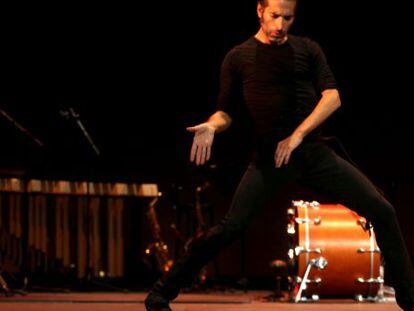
[0,291,401,310]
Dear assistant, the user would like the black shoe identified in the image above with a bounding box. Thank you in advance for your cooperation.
[145,291,172,311]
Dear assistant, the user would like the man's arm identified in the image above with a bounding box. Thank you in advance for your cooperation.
[275,89,341,168]
[293,89,341,138]
[187,47,237,165]
[186,110,233,165]
[206,110,233,133]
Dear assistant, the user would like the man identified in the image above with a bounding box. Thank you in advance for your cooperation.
[145,0,414,310]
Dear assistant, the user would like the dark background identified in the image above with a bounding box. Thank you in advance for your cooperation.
[1,0,414,288]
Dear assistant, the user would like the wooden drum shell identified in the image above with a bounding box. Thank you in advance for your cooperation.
[288,202,382,299]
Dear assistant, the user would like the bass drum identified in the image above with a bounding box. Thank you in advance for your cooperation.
[286,200,384,302]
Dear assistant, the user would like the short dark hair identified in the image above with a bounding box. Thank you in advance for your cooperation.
[258,0,297,8]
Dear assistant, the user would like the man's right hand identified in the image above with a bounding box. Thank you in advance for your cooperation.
[186,123,216,166]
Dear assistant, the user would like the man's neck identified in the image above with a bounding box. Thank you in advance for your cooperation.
[255,29,288,46]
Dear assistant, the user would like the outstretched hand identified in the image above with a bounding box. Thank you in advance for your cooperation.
[274,132,304,168]
[186,123,216,166]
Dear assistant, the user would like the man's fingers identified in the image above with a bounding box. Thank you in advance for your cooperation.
[190,142,198,162]
[284,149,292,165]
[200,146,207,165]
[274,147,280,167]
[191,141,213,165]
[276,153,283,168]
[186,125,200,132]
[190,126,214,165]
[199,146,205,165]
[279,151,287,167]
[206,145,211,161]
[275,137,297,167]
[276,146,286,168]
[196,144,208,165]
[275,145,282,167]
[196,144,203,165]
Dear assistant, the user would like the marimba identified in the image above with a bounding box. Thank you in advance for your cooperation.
[0,178,158,279]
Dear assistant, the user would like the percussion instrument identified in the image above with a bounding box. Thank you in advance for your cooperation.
[286,200,384,302]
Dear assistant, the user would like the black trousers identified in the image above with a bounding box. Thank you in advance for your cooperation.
[152,140,414,309]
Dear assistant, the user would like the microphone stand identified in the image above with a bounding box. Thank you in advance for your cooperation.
[60,106,125,292]
[0,107,44,148]
[60,107,100,156]
[0,106,45,297]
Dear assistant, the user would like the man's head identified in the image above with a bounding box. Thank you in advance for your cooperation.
[257,0,297,44]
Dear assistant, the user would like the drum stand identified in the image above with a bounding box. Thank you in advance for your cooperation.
[0,271,12,297]
[295,257,328,302]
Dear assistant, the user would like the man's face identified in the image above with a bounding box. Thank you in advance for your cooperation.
[257,0,296,44]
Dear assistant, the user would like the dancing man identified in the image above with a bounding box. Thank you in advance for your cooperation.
[145,0,414,310]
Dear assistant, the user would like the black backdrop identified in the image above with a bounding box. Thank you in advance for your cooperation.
[2,0,413,180]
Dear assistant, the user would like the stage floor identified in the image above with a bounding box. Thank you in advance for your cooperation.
[0,291,401,310]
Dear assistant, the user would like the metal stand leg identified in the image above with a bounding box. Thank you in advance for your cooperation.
[295,257,328,303]
[0,272,12,296]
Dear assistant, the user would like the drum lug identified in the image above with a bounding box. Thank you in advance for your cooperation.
[312,295,319,301]
[313,217,321,225]
[296,276,322,284]
[310,201,320,209]
[355,294,364,302]
[357,247,380,253]
[297,296,308,302]
[295,246,322,255]
[295,217,309,224]
[311,294,319,301]
[292,200,306,207]
[294,217,322,225]
[357,218,365,226]
[355,294,382,302]
[296,294,320,302]
[287,223,296,234]
[356,277,384,284]
[292,200,320,209]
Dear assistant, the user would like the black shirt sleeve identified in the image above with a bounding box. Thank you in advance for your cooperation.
[216,49,240,118]
[306,39,337,92]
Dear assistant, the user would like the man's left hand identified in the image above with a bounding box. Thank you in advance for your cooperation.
[274,132,304,168]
